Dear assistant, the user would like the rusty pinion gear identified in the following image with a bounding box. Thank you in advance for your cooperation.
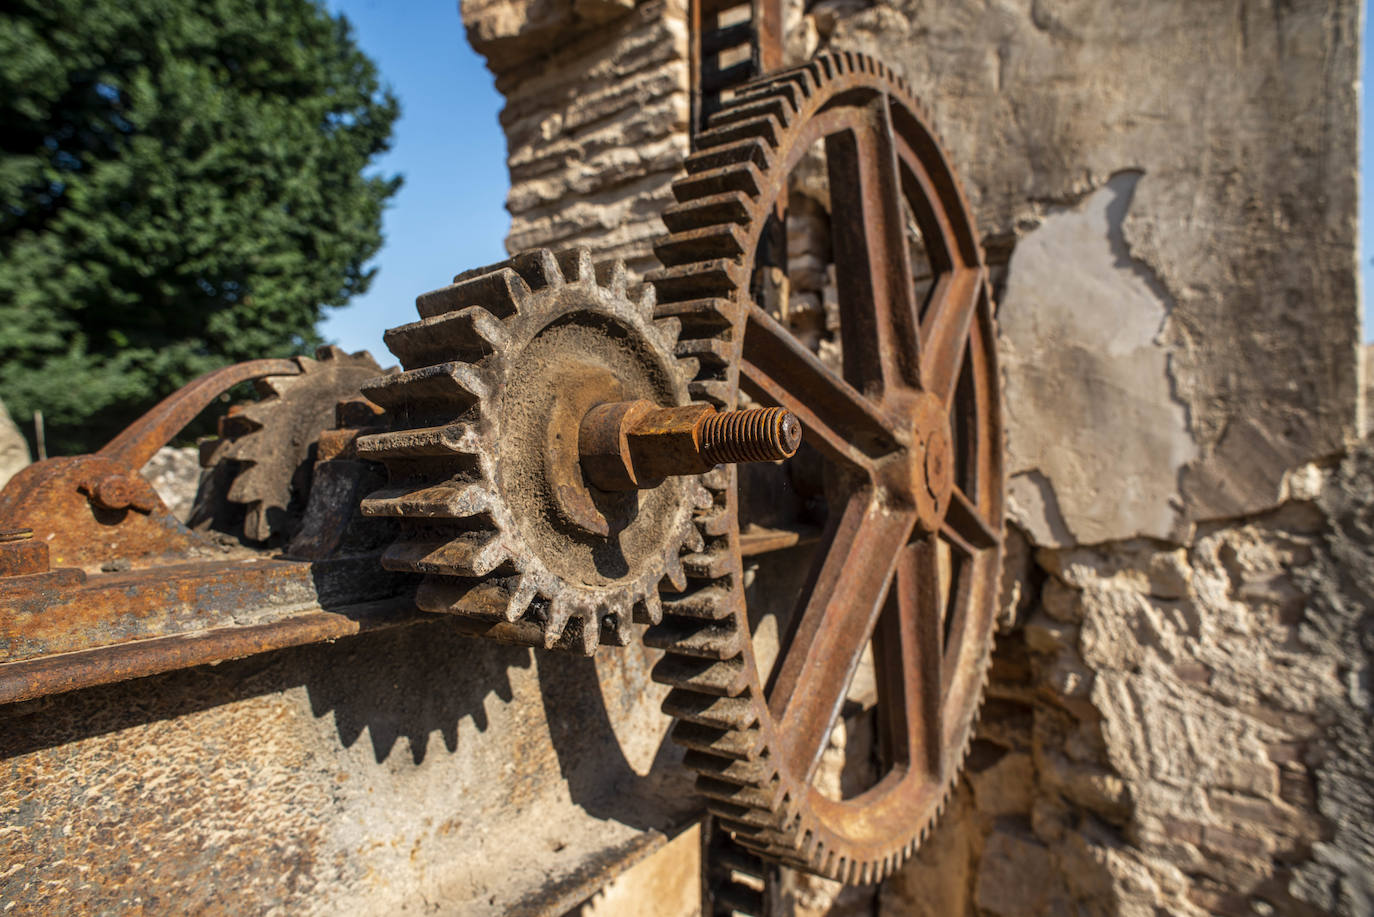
[356,249,713,655]
[197,346,385,542]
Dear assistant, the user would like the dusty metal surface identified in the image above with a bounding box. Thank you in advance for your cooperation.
[356,249,704,656]
[579,401,799,490]
[0,618,699,915]
[201,346,386,541]
[646,50,1007,885]
[0,18,1004,915]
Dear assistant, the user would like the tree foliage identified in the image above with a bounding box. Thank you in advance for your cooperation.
[0,0,400,454]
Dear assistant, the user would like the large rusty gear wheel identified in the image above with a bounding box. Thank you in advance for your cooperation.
[644,52,1006,883]
[356,249,710,655]
[199,346,385,541]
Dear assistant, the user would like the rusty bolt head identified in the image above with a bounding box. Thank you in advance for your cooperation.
[579,400,657,491]
[0,529,48,577]
[87,474,156,513]
[625,404,717,483]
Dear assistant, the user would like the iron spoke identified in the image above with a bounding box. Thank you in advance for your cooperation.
[919,268,983,405]
[944,485,1000,551]
[742,303,899,472]
[767,491,916,784]
[825,96,923,399]
[872,535,944,776]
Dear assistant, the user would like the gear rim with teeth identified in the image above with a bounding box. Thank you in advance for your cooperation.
[357,248,711,655]
[643,51,1007,885]
[195,345,386,543]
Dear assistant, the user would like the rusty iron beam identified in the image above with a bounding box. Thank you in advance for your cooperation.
[0,596,424,706]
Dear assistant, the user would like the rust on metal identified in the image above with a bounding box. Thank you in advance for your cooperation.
[0,529,47,578]
[99,358,301,470]
[0,354,411,706]
[646,50,1007,885]
[0,596,421,706]
[579,400,800,491]
[690,0,786,139]
[356,250,702,655]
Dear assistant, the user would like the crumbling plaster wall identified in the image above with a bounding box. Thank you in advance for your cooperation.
[460,0,1370,913]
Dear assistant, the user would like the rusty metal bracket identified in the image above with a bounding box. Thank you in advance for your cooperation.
[0,358,420,706]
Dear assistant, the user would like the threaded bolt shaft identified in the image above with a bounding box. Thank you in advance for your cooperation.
[580,400,804,492]
[699,407,802,465]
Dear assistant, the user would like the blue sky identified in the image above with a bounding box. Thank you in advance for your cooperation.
[1362,7,1371,344]
[323,2,1371,354]
[320,0,509,358]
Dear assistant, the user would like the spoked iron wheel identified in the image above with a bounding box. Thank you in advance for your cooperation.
[647,51,1005,884]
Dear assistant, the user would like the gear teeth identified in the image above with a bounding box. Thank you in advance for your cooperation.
[384,306,510,370]
[651,653,747,696]
[545,594,602,654]
[662,552,688,592]
[698,774,787,811]
[698,507,731,537]
[365,249,703,658]
[593,257,628,297]
[360,481,493,519]
[683,549,733,579]
[707,96,790,132]
[654,315,682,351]
[200,349,384,543]
[662,586,735,621]
[418,266,530,320]
[662,191,754,232]
[382,531,507,577]
[361,363,489,413]
[682,523,706,554]
[600,598,635,647]
[648,261,744,304]
[416,574,539,624]
[670,721,765,759]
[255,372,306,400]
[652,49,1000,886]
[653,297,738,333]
[685,137,772,175]
[695,115,780,152]
[509,248,566,289]
[688,379,733,407]
[556,248,597,285]
[504,574,539,623]
[355,422,482,460]
[663,691,758,730]
[242,502,271,542]
[655,223,748,267]
[644,618,741,659]
[636,590,663,626]
[637,280,657,316]
[671,162,765,203]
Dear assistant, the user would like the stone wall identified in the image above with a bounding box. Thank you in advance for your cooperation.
[461,0,1371,912]
[463,0,691,277]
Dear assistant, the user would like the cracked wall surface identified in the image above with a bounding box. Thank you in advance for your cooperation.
[1000,172,1196,546]
[460,0,1369,913]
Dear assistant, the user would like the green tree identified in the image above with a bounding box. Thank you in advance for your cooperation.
[0,0,400,455]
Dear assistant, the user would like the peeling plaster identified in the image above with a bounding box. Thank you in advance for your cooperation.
[1000,172,1197,547]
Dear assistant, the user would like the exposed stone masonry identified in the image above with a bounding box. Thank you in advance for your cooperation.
[465,0,691,278]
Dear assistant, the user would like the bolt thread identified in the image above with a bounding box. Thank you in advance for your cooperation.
[699,408,802,465]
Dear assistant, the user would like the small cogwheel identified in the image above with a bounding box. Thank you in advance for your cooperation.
[356,249,719,655]
[196,346,385,542]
